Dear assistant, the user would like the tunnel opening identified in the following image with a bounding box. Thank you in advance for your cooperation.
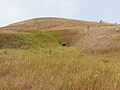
[62,43,66,46]
[61,42,67,46]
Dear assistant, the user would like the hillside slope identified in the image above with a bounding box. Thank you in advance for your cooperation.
[0,17,120,53]
[75,26,120,53]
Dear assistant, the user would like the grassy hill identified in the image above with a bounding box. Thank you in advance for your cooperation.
[0,17,120,90]
[1,17,120,52]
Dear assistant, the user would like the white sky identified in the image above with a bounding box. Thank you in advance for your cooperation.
[0,0,120,27]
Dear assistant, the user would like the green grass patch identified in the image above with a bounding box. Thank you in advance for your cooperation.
[0,31,60,49]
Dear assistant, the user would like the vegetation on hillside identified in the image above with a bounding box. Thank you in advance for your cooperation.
[0,31,60,49]
[0,17,120,90]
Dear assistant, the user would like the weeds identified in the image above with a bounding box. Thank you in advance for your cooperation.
[0,47,120,90]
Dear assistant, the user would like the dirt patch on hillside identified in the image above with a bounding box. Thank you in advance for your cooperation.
[75,26,120,53]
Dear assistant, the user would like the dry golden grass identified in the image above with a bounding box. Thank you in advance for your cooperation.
[2,17,117,31]
[0,47,120,90]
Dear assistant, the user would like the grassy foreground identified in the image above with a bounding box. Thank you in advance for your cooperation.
[0,47,120,90]
[0,31,120,90]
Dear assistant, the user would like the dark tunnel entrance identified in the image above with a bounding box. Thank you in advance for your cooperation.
[61,42,67,46]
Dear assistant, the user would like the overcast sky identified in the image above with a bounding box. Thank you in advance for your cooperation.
[0,0,120,27]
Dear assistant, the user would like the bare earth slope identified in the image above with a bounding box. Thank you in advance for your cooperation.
[1,17,120,53]
[75,26,120,53]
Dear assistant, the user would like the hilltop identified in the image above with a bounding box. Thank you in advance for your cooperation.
[1,17,115,30]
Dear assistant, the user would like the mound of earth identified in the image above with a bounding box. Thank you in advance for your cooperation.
[0,17,120,53]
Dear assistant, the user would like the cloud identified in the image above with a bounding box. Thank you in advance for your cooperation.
[0,1,25,26]
[18,0,80,19]
[51,0,80,18]
[0,0,120,26]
